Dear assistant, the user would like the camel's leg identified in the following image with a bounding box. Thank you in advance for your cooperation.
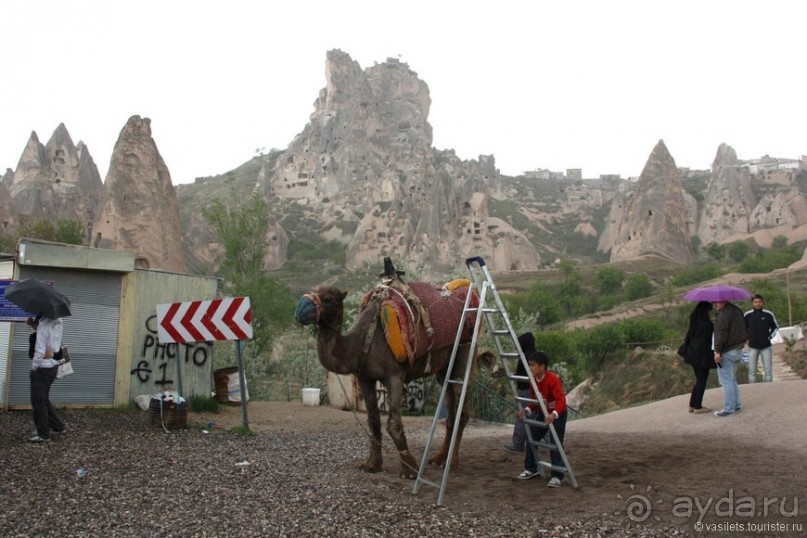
[428,382,467,467]
[383,377,418,479]
[357,378,383,473]
[429,357,471,467]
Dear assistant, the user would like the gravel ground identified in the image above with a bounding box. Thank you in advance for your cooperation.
[0,405,693,538]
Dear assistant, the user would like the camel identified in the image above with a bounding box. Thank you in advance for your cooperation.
[294,275,493,479]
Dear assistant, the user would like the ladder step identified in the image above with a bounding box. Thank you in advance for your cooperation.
[415,476,441,490]
[463,306,500,314]
[537,461,568,474]
[530,440,559,451]
[524,417,548,427]
[508,374,530,384]
[446,379,465,385]
[500,352,520,359]
[491,329,511,336]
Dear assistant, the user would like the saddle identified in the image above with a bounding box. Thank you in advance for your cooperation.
[361,278,479,365]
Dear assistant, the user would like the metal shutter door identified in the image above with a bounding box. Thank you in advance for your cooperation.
[8,267,122,406]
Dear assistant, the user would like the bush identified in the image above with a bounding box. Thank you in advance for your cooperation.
[738,248,800,273]
[625,273,654,301]
[727,241,750,263]
[671,264,723,287]
[620,319,669,344]
[596,266,625,295]
[189,395,221,413]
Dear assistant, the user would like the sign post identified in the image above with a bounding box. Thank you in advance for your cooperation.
[156,297,253,429]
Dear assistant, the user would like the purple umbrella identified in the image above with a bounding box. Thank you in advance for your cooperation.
[683,285,754,302]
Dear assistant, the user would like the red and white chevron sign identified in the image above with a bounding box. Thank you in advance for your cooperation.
[156,297,253,343]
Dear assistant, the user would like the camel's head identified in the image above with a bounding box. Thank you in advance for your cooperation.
[294,286,348,327]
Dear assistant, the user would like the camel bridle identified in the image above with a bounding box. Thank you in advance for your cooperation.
[309,292,344,331]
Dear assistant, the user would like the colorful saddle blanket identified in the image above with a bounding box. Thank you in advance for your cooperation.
[361,280,479,364]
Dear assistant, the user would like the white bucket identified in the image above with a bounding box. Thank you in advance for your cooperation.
[302,388,321,406]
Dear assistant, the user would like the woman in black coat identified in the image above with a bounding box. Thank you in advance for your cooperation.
[682,301,717,413]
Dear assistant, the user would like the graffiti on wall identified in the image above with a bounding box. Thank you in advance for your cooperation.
[130,315,212,388]
[376,380,425,414]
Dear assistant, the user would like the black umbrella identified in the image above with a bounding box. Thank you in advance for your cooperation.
[5,278,72,318]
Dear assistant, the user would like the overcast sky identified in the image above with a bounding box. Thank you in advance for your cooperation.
[2,1,805,186]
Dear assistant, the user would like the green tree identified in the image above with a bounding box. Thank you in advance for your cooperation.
[727,241,750,263]
[595,266,624,295]
[528,281,562,328]
[0,232,16,253]
[204,194,296,355]
[18,216,84,245]
[557,261,583,316]
[19,216,56,241]
[625,273,654,301]
[577,324,624,372]
[56,218,85,244]
[671,263,723,287]
[703,242,726,261]
[772,235,789,249]
[620,319,668,344]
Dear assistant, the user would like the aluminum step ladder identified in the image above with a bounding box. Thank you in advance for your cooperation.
[413,256,578,506]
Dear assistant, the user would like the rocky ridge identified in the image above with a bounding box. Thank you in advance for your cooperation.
[2,50,806,279]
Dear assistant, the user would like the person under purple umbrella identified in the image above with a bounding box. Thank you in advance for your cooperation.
[712,299,747,417]
[680,301,716,414]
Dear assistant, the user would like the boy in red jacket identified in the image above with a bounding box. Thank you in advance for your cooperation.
[516,350,568,488]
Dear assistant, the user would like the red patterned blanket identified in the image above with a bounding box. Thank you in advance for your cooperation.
[362,280,479,364]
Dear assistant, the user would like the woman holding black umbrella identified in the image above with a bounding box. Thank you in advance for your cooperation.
[5,279,72,442]
[29,312,67,442]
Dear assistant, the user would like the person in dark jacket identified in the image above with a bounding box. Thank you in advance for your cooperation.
[504,332,536,453]
[682,301,716,413]
[744,294,778,383]
[713,300,747,417]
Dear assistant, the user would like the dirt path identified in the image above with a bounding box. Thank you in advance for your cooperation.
[192,380,807,534]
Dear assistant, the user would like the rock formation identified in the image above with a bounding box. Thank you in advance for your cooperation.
[609,140,694,264]
[5,52,807,278]
[1,168,13,189]
[93,116,186,272]
[696,143,755,245]
[0,181,17,236]
[7,124,104,242]
[258,49,538,275]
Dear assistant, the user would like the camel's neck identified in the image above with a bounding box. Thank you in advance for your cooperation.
[315,317,366,375]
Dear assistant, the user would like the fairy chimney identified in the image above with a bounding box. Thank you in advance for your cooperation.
[696,143,756,244]
[610,140,694,263]
[93,116,186,272]
[9,124,104,240]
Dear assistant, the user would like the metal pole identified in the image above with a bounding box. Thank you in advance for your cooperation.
[235,340,249,429]
[175,344,184,396]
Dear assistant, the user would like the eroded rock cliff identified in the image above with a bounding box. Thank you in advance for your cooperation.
[93,116,186,272]
[8,124,104,241]
[257,49,539,275]
[610,140,694,264]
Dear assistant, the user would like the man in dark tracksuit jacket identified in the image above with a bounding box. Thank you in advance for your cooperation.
[744,294,778,383]
[713,300,747,417]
